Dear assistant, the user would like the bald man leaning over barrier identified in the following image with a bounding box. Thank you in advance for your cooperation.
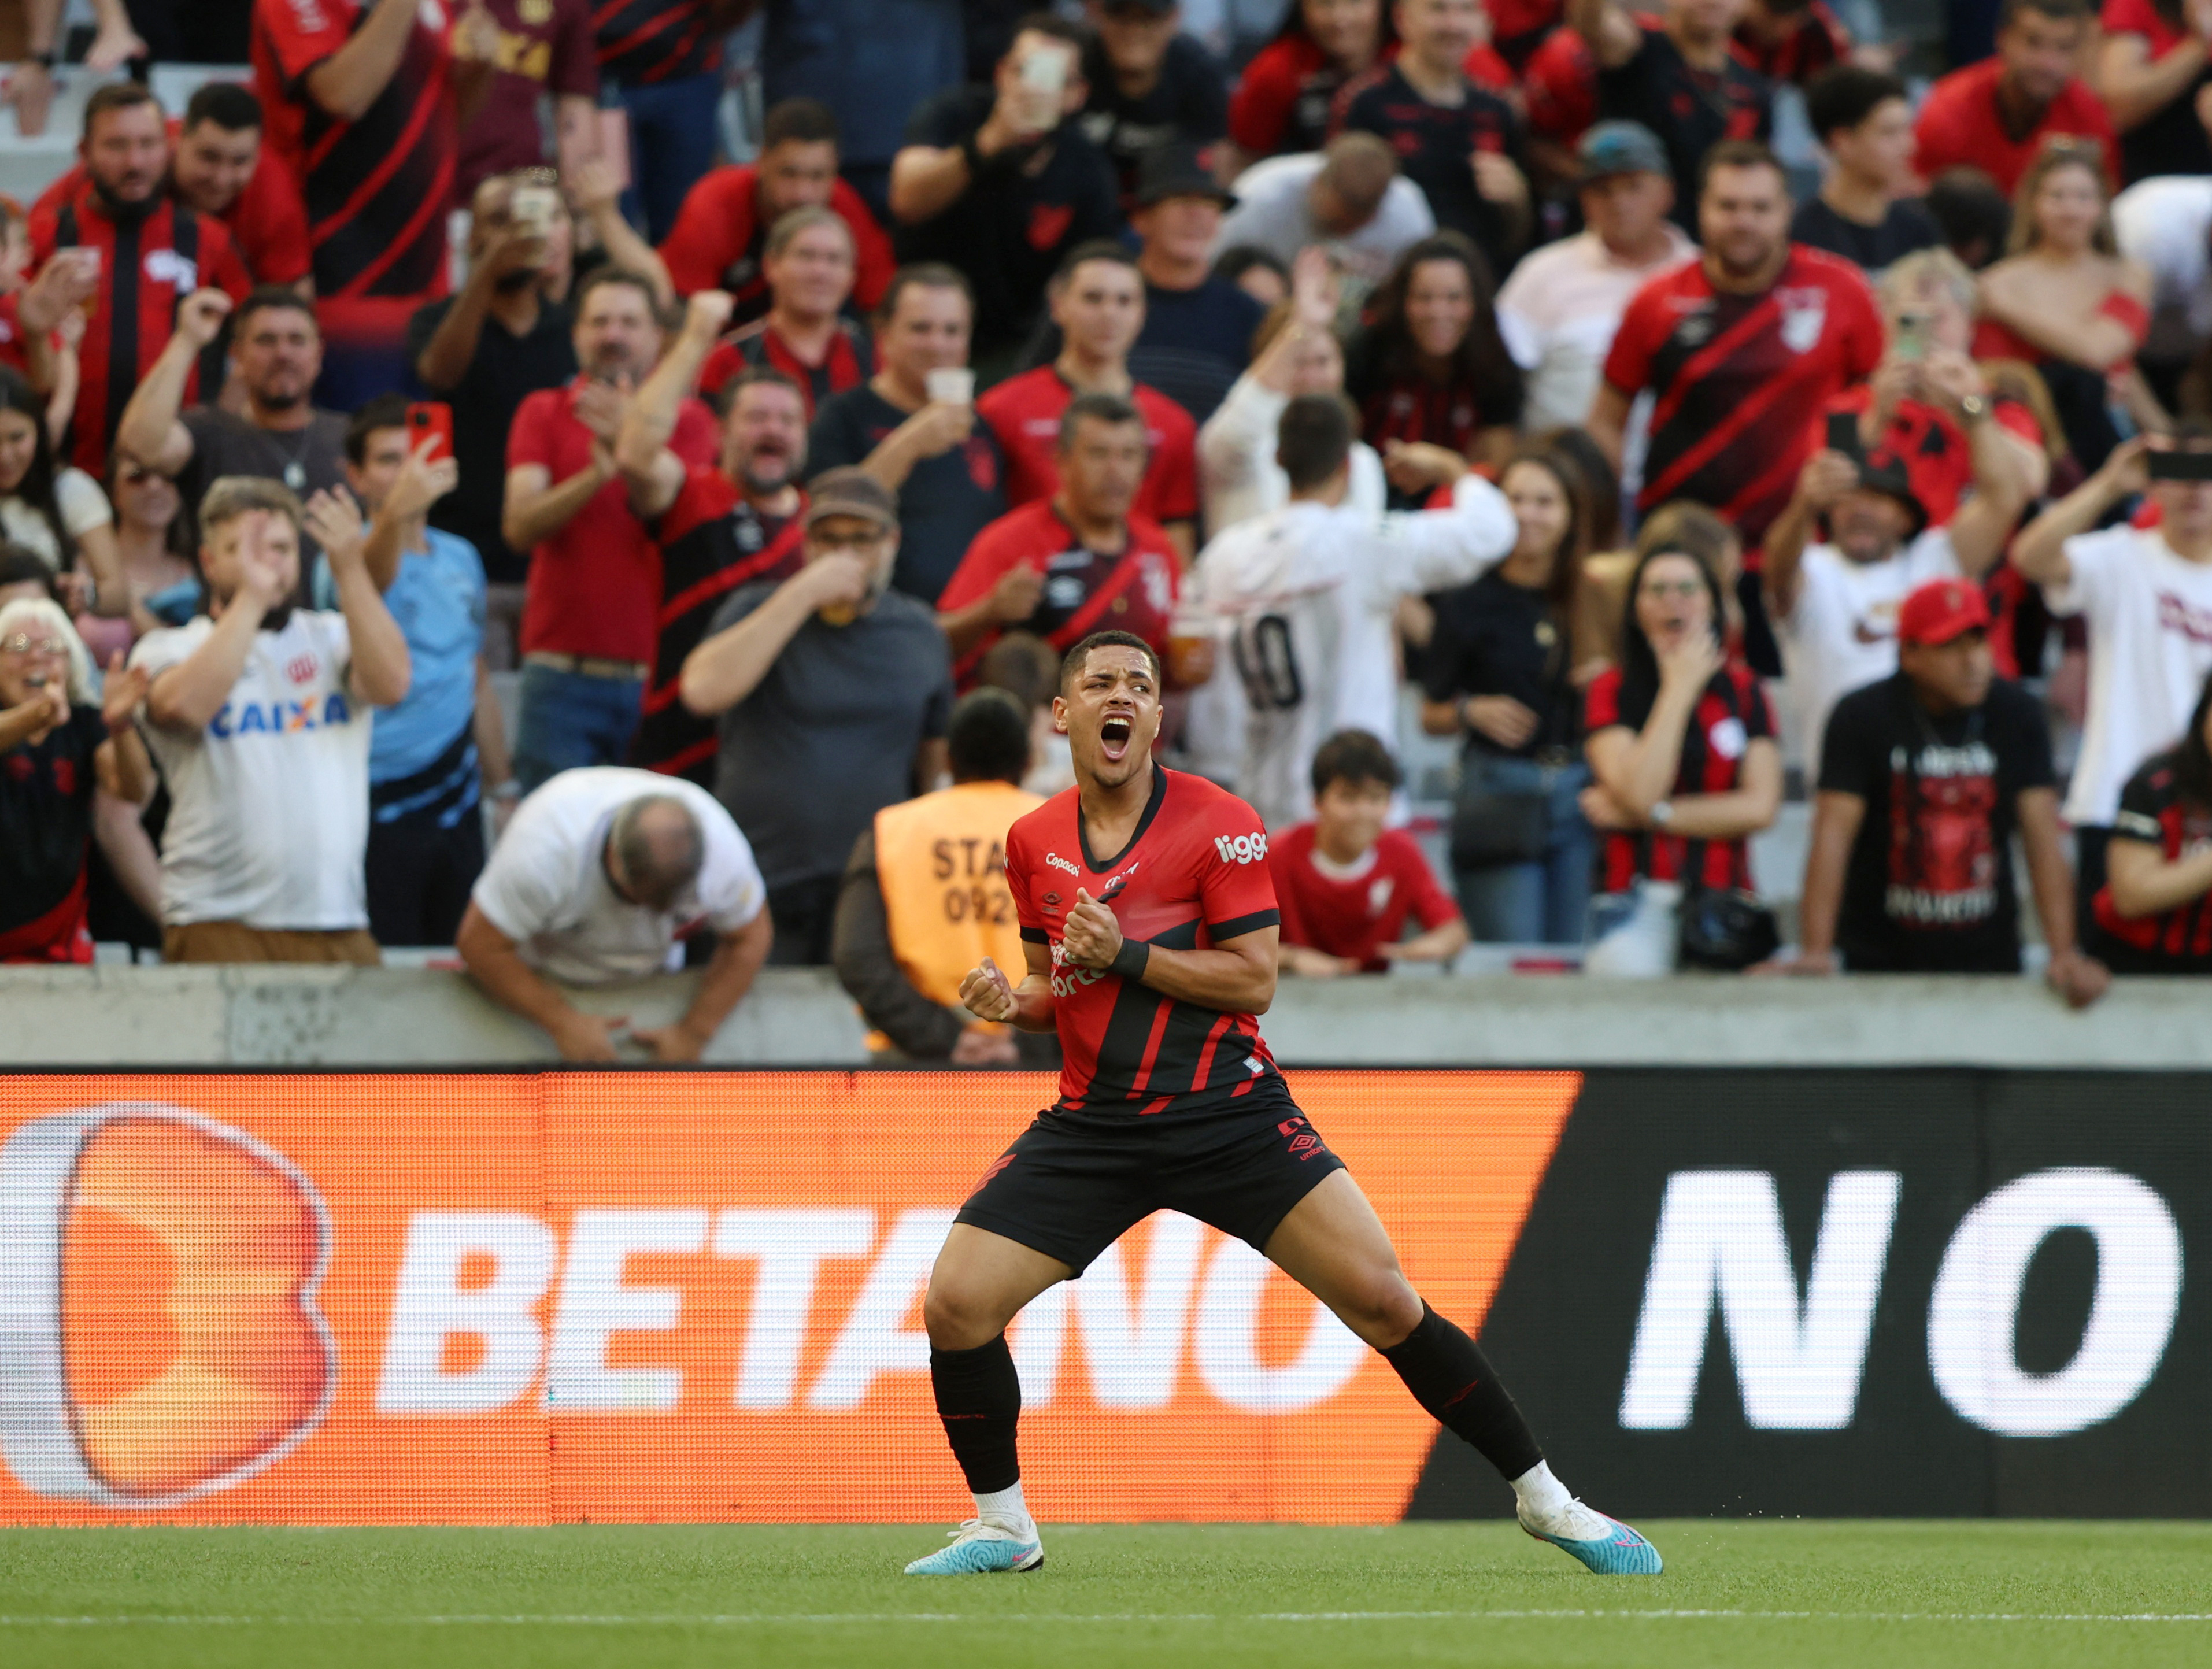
[455,766,774,1061]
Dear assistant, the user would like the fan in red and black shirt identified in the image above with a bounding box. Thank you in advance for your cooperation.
[254,0,472,399]
[615,292,810,786]
[33,87,313,293]
[1330,0,1532,282]
[593,0,726,241]
[1227,0,1394,163]
[939,391,1179,687]
[976,243,1199,556]
[1730,0,1851,87]
[27,85,254,477]
[1591,143,1882,550]
[659,97,896,319]
[1582,543,1782,896]
[2089,696,2212,975]
[1573,0,1773,227]
[1911,0,2119,197]
[694,208,875,419]
[918,628,1662,1581]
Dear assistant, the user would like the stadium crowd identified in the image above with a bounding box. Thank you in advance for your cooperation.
[9,0,2212,1056]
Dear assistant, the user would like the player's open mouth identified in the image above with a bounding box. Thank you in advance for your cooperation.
[1100,716,1133,762]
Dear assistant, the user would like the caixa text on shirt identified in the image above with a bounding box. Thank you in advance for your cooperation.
[206,691,356,739]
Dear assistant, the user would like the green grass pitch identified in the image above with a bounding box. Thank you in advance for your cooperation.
[2,1522,2207,1668]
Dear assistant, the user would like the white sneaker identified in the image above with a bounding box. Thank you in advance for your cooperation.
[902,1516,1045,1575]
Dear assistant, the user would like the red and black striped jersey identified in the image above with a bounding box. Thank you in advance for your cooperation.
[697,317,874,420]
[27,185,253,475]
[1585,658,1776,895]
[593,0,720,84]
[1730,0,1850,87]
[1605,244,1881,546]
[1010,767,1281,1119]
[253,0,457,302]
[2093,753,2212,969]
[633,467,803,785]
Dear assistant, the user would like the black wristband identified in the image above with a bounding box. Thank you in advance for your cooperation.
[1108,937,1150,983]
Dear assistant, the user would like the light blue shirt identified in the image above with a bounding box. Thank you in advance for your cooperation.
[315,528,485,784]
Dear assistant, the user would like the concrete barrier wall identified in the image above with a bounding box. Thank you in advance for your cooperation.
[4,965,2210,1068]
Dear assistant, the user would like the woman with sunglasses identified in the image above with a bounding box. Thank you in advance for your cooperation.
[107,454,195,636]
[0,597,153,962]
[1581,542,1781,906]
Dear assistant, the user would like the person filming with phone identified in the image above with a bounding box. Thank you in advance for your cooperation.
[889,14,1120,363]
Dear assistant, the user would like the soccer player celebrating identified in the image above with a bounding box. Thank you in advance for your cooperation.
[907,628,1661,1578]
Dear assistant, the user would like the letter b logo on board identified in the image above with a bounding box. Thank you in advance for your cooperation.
[0,1106,336,1506]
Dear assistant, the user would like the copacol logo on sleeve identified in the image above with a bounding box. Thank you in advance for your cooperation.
[0,1105,335,1507]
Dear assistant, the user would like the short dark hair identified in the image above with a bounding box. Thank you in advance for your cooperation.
[0,542,58,601]
[1058,390,1144,453]
[948,687,1033,784]
[761,97,838,150]
[1697,139,1789,200]
[2000,0,2091,27]
[718,364,805,416]
[1009,10,1086,55]
[1060,628,1161,692]
[1212,243,1287,289]
[1277,394,1353,491]
[1804,65,1908,143]
[183,82,264,135]
[232,284,317,335]
[572,265,663,323]
[878,261,974,323]
[1311,728,1401,797]
[83,82,160,142]
[976,631,1060,710]
[345,393,409,465]
[1926,166,2013,269]
[1055,238,1140,287]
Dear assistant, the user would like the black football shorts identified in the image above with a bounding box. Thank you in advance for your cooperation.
[953,1074,1347,1274]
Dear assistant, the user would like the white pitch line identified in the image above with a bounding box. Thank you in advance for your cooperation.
[1,1611,2209,1627]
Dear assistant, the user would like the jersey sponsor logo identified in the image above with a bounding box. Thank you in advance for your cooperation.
[208,692,355,738]
[285,0,329,30]
[1777,287,1829,354]
[2155,590,2212,647]
[1045,851,1081,875]
[142,249,197,291]
[1215,831,1268,865]
[1047,935,1108,997]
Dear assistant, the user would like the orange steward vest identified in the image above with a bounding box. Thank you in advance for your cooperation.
[872,780,1044,1008]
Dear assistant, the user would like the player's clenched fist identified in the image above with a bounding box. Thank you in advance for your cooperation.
[960,956,1019,1022]
[1059,888,1124,971]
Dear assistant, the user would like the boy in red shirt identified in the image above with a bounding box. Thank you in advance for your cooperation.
[1270,728,1467,975]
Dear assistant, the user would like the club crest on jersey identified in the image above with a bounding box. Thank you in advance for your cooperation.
[143,249,197,290]
[1214,831,1268,865]
[1777,287,1828,354]
[285,654,319,685]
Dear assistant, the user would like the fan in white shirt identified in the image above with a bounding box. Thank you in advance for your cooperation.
[1763,384,2026,779]
[1188,393,1518,829]
[130,475,412,955]
[2013,431,2212,839]
[457,766,773,1062]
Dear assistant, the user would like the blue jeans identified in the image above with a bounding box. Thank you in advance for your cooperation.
[614,73,724,243]
[513,665,645,795]
[1452,753,1594,945]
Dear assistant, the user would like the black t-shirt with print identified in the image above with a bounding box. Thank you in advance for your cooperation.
[1789,196,1943,275]
[1819,673,2054,972]
[1421,570,1578,758]
[1077,34,1228,204]
[2088,752,2212,972]
[807,384,1009,606]
[1,703,104,934]
[896,87,1123,356]
[1597,24,1772,230]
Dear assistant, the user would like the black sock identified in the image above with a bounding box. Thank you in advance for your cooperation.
[929,1335,1022,1494]
[1380,1301,1544,1481]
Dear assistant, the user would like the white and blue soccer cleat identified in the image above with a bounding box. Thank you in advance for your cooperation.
[903,1518,1045,1575]
[1518,1500,1663,1575]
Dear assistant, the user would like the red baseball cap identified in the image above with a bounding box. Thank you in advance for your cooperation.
[1896,579,1991,647]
